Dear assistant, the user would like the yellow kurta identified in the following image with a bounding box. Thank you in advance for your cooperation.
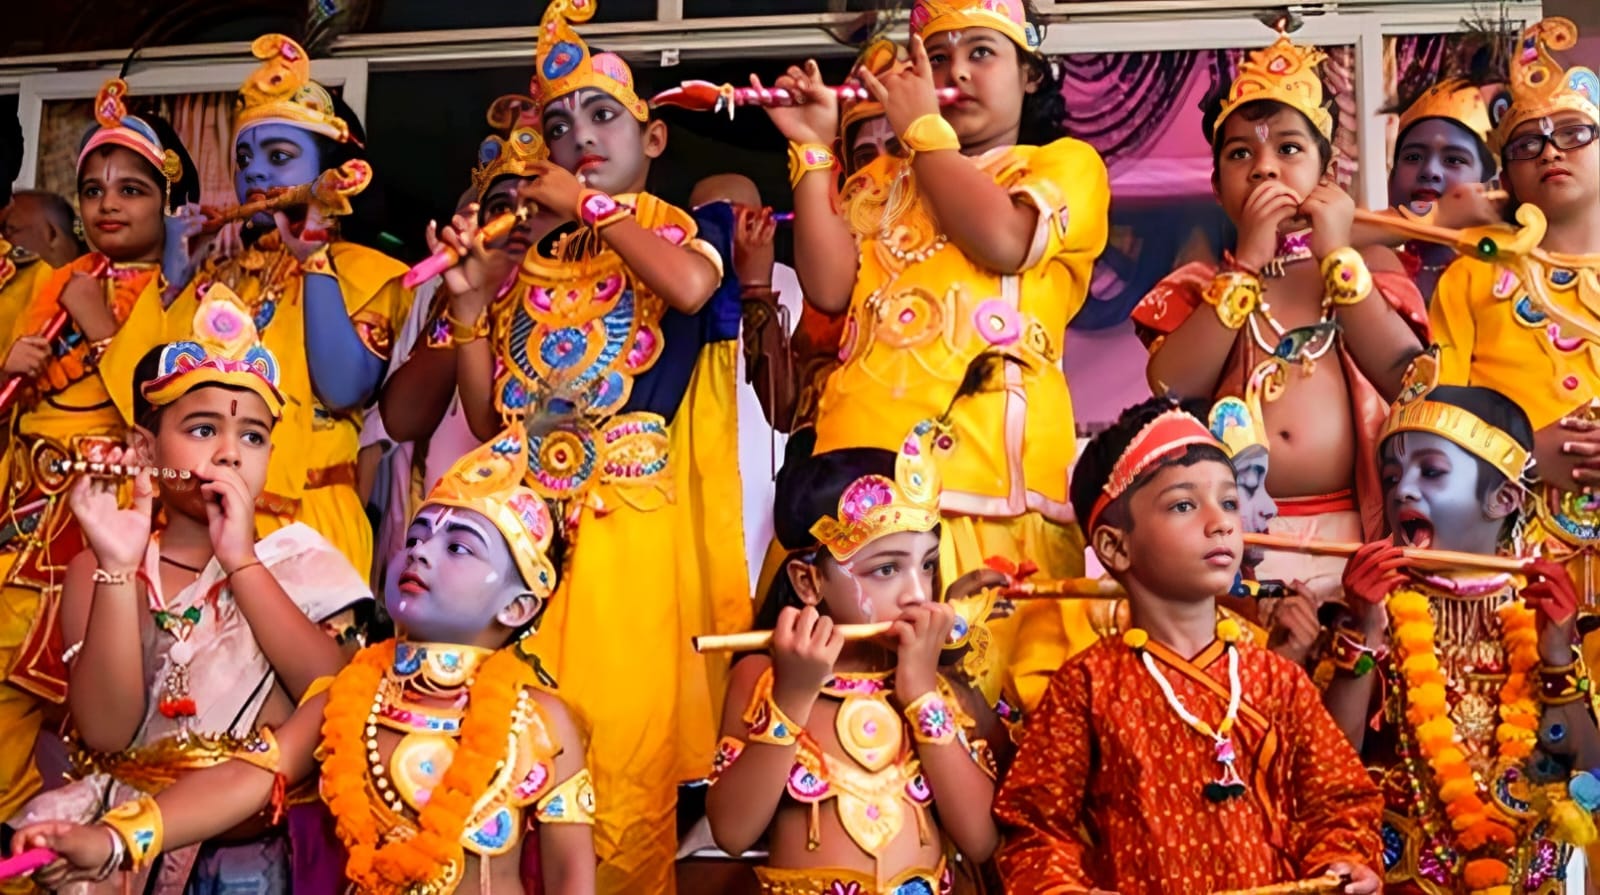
[102,239,411,574]
[0,243,52,354]
[813,137,1111,711]
[498,194,748,894]
[0,257,157,821]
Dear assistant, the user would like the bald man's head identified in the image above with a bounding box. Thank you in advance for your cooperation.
[690,173,762,209]
[5,190,84,266]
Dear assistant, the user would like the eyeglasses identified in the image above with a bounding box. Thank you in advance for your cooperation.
[1504,123,1597,162]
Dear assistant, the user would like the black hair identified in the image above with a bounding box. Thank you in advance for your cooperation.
[0,112,22,208]
[1016,3,1067,146]
[1379,384,1534,502]
[1069,395,1234,534]
[77,110,201,214]
[1202,96,1340,173]
[508,531,570,644]
[751,446,899,635]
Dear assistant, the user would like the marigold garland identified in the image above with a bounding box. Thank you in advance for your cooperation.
[1387,588,1540,895]
[320,641,536,894]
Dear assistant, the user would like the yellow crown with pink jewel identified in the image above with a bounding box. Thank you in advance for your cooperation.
[533,0,648,124]
[471,95,549,200]
[422,424,560,599]
[1214,34,1333,140]
[809,420,948,562]
[1488,17,1600,155]
[910,0,1041,56]
[1399,78,1495,151]
[234,34,353,145]
[1380,351,1530,485]
[143,284,284,419]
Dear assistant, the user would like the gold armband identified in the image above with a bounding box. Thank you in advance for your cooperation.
[787,142,836,190]
[1320,246,1372,308]
[743,672,803,746]
[900,114,960,154]
[236,726,282,773]
[903,691,957,745]
[100,796,164,871]
[442,308,489,347]
[1201,270,1263,330]
[534,768,597,825]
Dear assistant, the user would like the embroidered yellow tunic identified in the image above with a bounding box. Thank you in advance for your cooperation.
[102,239,411,575]
[813,137,1111,711]
[0,242,52,355]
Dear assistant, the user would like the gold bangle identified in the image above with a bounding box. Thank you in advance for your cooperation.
[1201,270,1263,330]
[442,307,489,346]
[92,568,135,586]
[1320,246,1372,308]
[743,674,803,746]
[100,795,163,871]
[900,114,960,154]
[903,690,957,745]
[787,142,836,190]
[300,246,334,276]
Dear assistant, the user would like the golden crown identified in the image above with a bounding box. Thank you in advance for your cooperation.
[423,426,560,600]
[471,97,549,200]
[1381,352,1529,484]
[910,0,1041,55]
[1398,78,1495,151]
[840,39,898,139]
[533,0,648,124]
[235,34,351,144]
[1214,35,1333,140]
[810,420,947,562]
[1208,359,1286,459]
[1488,17,1600,155]
[143,284,284,418]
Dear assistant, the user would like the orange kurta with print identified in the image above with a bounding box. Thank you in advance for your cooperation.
[994,636,1383,895]
[813,137,1110,521]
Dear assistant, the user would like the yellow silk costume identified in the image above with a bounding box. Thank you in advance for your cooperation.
[99,239,409,575]
[0,258,156,822]
[812,137,1110,711]
[0,241,51,352]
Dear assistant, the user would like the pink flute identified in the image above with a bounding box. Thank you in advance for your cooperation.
[0,848,56,881]
[402,208,527,290]
[649,80,962,115]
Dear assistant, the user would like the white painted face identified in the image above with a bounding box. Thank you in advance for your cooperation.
[385,505,529,644]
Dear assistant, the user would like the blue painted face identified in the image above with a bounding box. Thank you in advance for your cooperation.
[234,123,324,226]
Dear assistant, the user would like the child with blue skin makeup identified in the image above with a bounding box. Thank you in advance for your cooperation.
[112,34,413,575]
[437,3,746,890]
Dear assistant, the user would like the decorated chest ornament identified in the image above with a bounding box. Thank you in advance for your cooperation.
[422,423,560,602]
[142,283,285,419]
[1380,350,1531,485]
[78,77,183,184]
[472,96,550,201]
[1399,78,1496,160]
[533,0,648,123]
[1086,407,1227,534]
[1124,620,1250,803]
[910,0,1042,57]
[234,34,353,145]
[1208,359,1286,461]
[1488,17,1599,156]
[809,419,949,562]
[1213,34,1334,140]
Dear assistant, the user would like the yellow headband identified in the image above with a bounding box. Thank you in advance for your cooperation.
[472,96,549,200]
[533,0,649,124]
[1397,78,1495,155]
[1488,17,1600,155]
[910,0,1041,56]
[1208,359,1286,460]
[234,34,352,145]
[422,426,560,600]
[810,420,946,562]
[142,284,284,419]
[1380,353,1529,485]
[1214,35,1333,140]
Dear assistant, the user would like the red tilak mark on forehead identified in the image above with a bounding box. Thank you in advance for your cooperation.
[230,399,238,417]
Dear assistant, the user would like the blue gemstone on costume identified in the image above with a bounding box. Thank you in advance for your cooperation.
[542,42,585,81]
[773,723,789,738]
[442,653,459,669]
[469,808,515,850]
[501,378,529,411]
[1515,296,1548,325]
[545,795,567,818]
[422,760,436,775]
[394,644,422,675]
[892,880,935,895]
[540,326,590,370]
[1552,268,1577,286]
[1380,822,1403,869]
[254,300,276,333]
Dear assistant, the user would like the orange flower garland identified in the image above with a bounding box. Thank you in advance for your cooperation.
[1387,588,1539,895]
[320,641,536,894]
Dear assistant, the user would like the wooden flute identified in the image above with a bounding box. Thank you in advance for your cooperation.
[48,459,195,484]
[1003,578,1125,598]
[1244,532,1533,574]
[1211,874,1343,895]
[693,621,895,653]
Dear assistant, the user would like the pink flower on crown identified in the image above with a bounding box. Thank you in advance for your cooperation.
[508,492,552,541]
[593,53,632,86]
[839,478,894,524]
